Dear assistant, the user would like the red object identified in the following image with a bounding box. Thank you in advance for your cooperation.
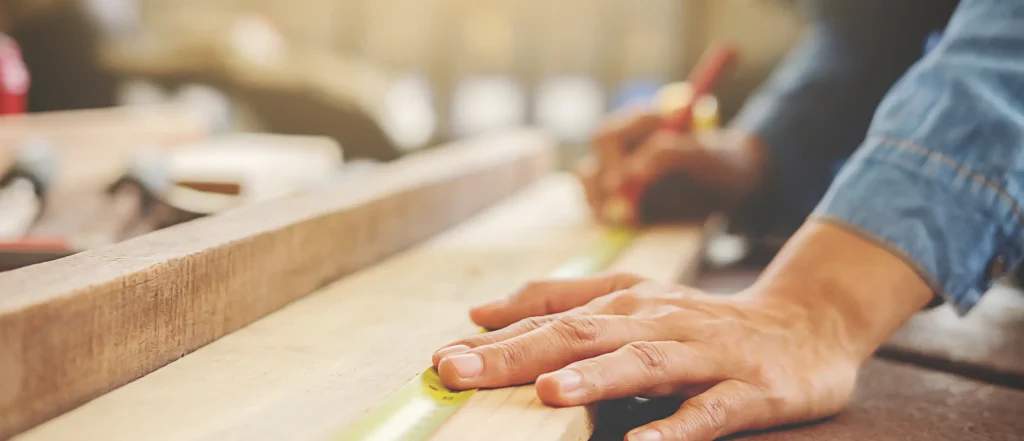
[613,43,739,225]
[0,236,72,252]
[0,34,29,115]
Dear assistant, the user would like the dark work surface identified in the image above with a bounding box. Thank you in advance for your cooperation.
[881,284,1024,388]
[591,357,1024,441]
[730,359,1024,441]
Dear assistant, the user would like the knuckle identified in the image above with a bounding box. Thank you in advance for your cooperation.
[625,342,671,372]
[518,316,550,332]
[607,272,644,289]
[493,341,527,370]
[550,316,603,344]
[570,358,609,384]
[685,394,731,431]
[607,289,642,312]
[518,280,548,296]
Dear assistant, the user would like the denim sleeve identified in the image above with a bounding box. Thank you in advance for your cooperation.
[812,0,1024,314]
[730,0,958,237]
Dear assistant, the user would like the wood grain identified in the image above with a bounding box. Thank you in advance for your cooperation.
[14,175,707,441]
[0,129,555,439]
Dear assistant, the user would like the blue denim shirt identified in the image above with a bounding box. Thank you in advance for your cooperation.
[730,0,1024,314]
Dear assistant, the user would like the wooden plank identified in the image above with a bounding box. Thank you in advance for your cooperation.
[0,129,555,439]
[15,174,707,441]
[880,284,1024,388]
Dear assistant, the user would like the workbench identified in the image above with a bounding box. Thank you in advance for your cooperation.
[1,128,1022,441]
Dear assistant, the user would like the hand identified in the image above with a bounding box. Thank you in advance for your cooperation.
[576,109,768,224]
[432,222,936,441]
[432,273,858,441]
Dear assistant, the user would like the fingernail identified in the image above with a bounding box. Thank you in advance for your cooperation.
[628,429,663,441]
[447,353,483,379]
[434,345,471,361]
[549,370,582,394]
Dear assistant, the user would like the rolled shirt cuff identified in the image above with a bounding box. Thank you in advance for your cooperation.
[811,136,1024,314]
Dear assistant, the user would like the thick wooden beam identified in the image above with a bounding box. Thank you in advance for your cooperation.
[0,129,555,438]
[14,174,707,441]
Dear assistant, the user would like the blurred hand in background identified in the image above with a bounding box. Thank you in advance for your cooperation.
[575,109,768,224]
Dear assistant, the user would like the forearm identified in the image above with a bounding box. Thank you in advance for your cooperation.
[745,0,1024,360]
[749,221,934,361]
[811,0,1024,314]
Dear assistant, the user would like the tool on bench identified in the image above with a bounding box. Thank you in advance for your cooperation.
[75,149,182,249]
[335,227,638,441]
[602,42,738,226]
[0,137,59,239]
[0,33,29,115]
[0,138,71,271]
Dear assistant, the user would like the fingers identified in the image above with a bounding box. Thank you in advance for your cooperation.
[432,314,561,366]
[626,380,765,441]
[591,110,664,191]
[624,131,710,187]
[534,341,723,406]
[436,315,662,390]
[574,155,604,219]
[469,273,645,330]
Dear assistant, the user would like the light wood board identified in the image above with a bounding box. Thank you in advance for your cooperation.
[0,129,554,439]
[15,174,707,441]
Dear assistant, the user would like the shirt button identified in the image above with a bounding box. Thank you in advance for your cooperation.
[988,255,1009,281]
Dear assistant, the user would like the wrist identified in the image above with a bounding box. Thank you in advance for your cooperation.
[746,220,935,360]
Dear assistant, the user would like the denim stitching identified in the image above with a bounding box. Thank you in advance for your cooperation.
[809,213,960,312]
[868,135,1024,224]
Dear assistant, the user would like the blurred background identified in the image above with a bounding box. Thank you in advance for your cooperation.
[0,0,808,270]
[4,0,804,159]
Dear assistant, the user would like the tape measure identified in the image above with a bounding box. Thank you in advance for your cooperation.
[334,227,638,441]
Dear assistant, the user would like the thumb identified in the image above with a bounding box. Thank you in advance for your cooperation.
[470,272,644,330]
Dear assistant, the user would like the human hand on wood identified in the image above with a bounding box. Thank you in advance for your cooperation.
[433,221,935,441]
[576,109,767,224]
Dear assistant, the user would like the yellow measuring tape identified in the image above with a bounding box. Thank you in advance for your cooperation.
[335,227,638,441]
